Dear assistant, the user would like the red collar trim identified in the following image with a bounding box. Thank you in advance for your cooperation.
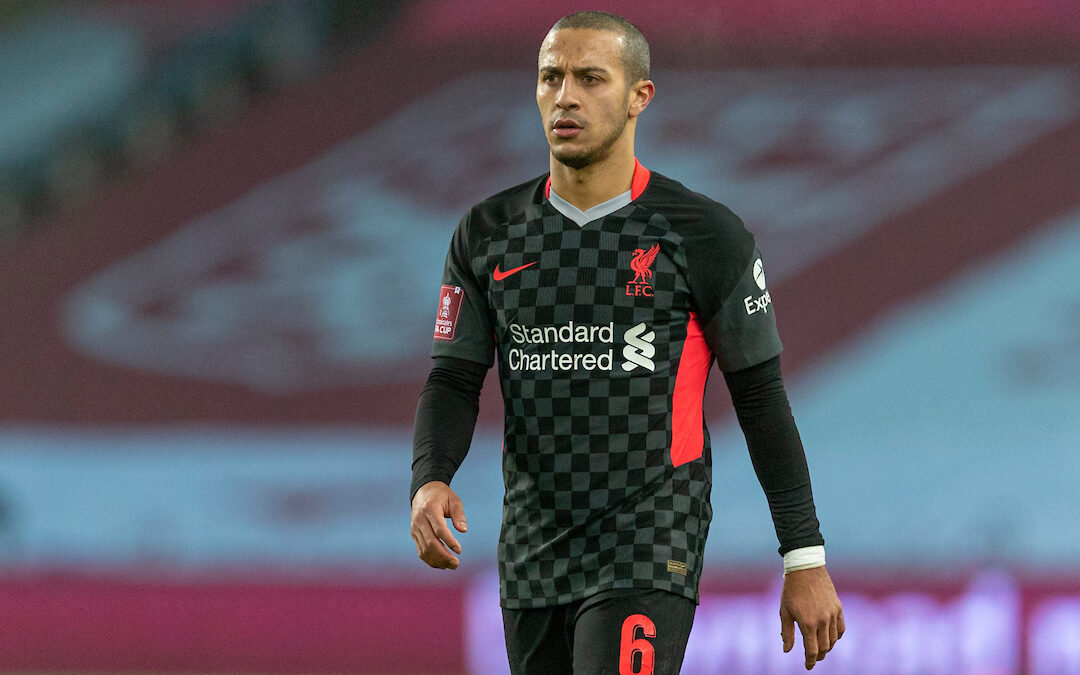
[544,158,651,200]
[629,158,651,199]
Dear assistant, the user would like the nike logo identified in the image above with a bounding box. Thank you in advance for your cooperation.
[493,261,536,281]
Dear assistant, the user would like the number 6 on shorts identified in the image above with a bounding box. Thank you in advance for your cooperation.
[619,613,656,675]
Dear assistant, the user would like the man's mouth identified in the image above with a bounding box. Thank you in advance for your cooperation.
[553,118,582,138]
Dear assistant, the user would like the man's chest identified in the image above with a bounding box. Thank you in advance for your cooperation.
[476,211,692,332]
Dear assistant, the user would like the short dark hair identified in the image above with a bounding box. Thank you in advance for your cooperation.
[547,11,650,84]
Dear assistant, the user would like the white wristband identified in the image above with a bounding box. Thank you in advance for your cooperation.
[783,545,826,575]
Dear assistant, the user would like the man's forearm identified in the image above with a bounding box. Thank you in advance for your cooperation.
[411,356,487,501]
[723,356,825,555]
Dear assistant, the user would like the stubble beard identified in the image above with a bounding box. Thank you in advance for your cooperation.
[550,112,628,170]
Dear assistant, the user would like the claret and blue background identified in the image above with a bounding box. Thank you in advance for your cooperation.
[1,1,1078,673]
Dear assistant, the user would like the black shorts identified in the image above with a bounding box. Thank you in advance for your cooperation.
[502,588,696,675]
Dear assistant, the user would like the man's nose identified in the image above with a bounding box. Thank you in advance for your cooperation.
[555,78,579,109]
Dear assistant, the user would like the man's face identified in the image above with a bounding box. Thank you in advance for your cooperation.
[537,28,634,169]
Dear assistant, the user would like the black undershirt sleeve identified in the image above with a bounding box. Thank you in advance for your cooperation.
[410,355,488,502]
[723,355,825,556]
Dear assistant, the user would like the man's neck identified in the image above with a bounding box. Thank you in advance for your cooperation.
[548,147,637,211]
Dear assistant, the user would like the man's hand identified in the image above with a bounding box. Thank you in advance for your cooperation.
[780,565,845,670]
[410,481,468,569]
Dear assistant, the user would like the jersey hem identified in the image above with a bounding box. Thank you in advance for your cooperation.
[499,578,700,610]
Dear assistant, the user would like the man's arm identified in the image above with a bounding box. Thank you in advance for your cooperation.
[723,355,844,669]
[722,356,822,555]
[410,355,487,569]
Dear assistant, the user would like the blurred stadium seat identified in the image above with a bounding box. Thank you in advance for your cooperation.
[0,0,404,239]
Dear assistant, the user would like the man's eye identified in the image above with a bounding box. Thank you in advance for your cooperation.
[583,75,598,83]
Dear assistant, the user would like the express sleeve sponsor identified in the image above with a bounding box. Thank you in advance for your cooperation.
[431,214,496,366]
[701,247,783,372]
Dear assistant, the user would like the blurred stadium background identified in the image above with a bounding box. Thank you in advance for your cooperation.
[0,0,1078,673]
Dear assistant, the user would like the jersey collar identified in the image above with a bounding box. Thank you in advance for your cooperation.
[544,158,652,201]
[548,187,632,227]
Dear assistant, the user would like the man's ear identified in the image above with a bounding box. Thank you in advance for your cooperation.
[628,79,655,119]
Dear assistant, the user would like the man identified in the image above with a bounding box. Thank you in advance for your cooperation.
[411,11,843,674]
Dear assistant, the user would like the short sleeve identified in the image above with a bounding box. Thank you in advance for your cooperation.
[430,214,496,366]
[702,248,783,372]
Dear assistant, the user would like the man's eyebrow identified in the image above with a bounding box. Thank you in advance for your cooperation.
[539,65,610,76]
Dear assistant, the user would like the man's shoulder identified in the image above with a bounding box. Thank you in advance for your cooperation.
[641,171,751,243]
[465,174,548,225]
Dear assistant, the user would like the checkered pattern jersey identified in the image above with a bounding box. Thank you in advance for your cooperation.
[431,167,782,609]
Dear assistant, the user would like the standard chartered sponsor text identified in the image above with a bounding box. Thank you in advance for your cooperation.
[506,321,614,371]
[507,349,614,371]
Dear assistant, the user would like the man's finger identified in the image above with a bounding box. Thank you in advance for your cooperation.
[429,550,459,569]
[800,622,818,670]
[412,516,459,569]
[780,607,795,653]
[449,496,468,533]
[838,608,846,639]
[422,514,460,566]
[816,623,830,660]
[829,615,839,648]
[426,510,462,555]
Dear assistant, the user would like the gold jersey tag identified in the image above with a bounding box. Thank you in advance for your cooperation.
[667,560,688,576]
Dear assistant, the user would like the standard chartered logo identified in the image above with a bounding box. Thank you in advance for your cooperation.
[504,321,657,373]
[506,321,614,371]
[621,322,656,372]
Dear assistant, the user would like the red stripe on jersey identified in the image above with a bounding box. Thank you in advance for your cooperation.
[544,159,652,199]
[670,313,711,467]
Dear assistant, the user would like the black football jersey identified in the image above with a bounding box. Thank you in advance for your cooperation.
[431,162,782,608]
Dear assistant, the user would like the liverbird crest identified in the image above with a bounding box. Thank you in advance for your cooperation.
[629,243,660,285]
